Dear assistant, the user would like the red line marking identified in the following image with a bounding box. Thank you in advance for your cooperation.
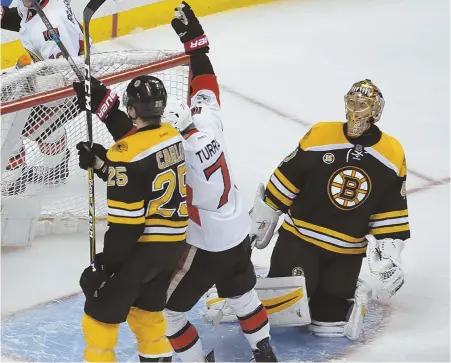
[407,177,450,195]
[408,169,435,182]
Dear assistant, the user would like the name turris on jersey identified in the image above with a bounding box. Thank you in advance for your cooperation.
[195,139,221,164]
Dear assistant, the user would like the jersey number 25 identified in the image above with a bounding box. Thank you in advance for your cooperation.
[147,164,188,218]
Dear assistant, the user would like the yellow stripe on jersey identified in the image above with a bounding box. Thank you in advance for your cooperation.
[369,224,410,236]
[274,169,300,194]
[370,209,408,220]
[138,234,186,243]
[299,122,350,151]
[145,219,188,227]
[369,132,406,177]
[107,215,145,225]
[107,123,182,163]
[107,199,144,210]
[107,199,145,225]
[289,216,365,243]
[267,182,293,207]
[282,222,367,255]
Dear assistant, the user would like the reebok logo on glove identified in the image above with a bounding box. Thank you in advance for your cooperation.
[96,89,118,121]
[185,34,209,53]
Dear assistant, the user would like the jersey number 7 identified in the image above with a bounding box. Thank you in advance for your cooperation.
[204,152,231,209]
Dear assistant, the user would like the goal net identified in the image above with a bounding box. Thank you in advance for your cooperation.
[1,50,190,243]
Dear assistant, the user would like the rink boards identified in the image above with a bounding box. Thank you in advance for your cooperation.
[1,292,389,362]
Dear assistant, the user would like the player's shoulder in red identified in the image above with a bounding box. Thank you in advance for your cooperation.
[191,74,220,106]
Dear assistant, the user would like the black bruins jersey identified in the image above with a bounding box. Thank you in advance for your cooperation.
[265,121,410,255]
[103,122,188,271]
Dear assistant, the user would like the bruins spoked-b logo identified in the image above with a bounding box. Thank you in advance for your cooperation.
[327,166,371,210]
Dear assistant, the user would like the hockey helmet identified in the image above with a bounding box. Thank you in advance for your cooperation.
[345,79,385,138]
[124,75,168,121]
[162,95,193,133]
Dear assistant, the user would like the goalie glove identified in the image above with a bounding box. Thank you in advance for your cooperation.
[73,77,119,121]
[249,183,282,249]
[76,142,108,182]
[171,1,209,55]
[366,234,405,300]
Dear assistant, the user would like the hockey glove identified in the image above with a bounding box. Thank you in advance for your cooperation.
[80,252,113,299]
[73,77,119,121]
[366,234,405,300]
[76,141,108,181]
[249,183,282,249]
[171,1,209,55]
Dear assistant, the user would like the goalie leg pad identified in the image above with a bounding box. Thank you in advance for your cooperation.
[1,196,41,246]
[309,280,372,340]
[126,307,172,360]
[205,276,311,327]
[2,145,26,195]
[343,279,372,340]
[308,320,346,337]
[38,128,68,168]
[82,313,118,362]
[256,275,311,327]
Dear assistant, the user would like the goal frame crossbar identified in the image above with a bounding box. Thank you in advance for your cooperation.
[1,53,190,115]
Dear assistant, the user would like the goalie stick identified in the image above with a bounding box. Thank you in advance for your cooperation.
[83,0,107,269]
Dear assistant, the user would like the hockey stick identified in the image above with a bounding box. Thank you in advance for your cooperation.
[29,0,83,81]
[83,0,106,269]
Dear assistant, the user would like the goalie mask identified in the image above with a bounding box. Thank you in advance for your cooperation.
[124,75,167,121]
[345,79,385,138]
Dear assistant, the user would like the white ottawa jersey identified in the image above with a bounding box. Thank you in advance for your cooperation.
[17,0,85,61]
[184,75,250,252]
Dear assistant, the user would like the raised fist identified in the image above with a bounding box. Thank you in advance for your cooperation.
[171,1,209,55]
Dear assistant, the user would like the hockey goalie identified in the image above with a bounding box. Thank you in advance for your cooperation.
[1,0,92,245]
[206,80,409,342]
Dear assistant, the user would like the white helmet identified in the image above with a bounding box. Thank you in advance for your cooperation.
[162,95,193,133]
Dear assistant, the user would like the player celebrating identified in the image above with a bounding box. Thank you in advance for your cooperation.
[1,0,90,195]
[249,79,410,340]
[74,76,188,362]
[160,3,278,362]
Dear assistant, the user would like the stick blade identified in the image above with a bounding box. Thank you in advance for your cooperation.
[83,0,107,22]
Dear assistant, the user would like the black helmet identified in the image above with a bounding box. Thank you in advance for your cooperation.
[124,75,168,120]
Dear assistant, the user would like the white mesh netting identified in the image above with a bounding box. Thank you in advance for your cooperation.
[1,50,190,235]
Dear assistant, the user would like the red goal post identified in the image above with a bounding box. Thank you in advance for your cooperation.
[1,50,191,243]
